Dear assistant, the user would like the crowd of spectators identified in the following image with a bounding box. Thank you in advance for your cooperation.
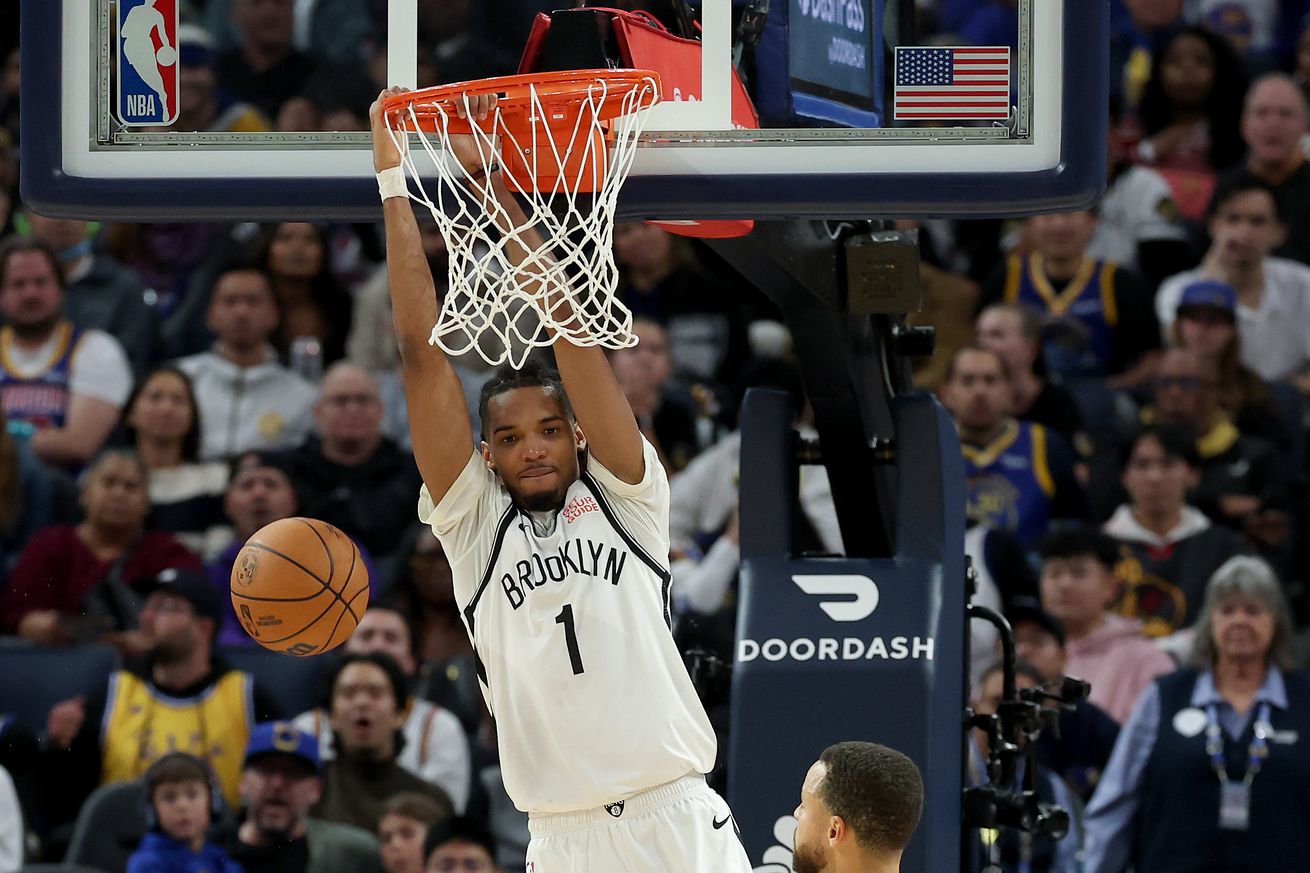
[1,1,1310,872]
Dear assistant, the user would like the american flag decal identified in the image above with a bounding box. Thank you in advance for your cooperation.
[893,46,1011,121]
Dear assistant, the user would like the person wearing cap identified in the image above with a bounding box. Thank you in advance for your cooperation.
[207,449,378,647]
[423,816,502,873]
[1009,596,1122,802]
[224,721,384,873]
[37,566,278,837]
[1167,278,1292,455]
[1143,347,1289,552]
[1156,174,1310,390]
[1103,425,1248,646]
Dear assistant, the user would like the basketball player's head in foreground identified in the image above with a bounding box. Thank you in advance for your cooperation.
[477,357,586,512]
[792,742,924,873]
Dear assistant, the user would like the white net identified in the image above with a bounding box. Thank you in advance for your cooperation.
[387,74,661,369]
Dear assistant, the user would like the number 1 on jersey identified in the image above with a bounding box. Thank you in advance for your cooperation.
[555,603,584,675]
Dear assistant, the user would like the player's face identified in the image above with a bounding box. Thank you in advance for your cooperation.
[482,387,583,512]
[944,350,1009,433]
[348,610,416,676]
[225,467,298,537]
[1012,622,1066,682]
[268,223,325,280]
[1241,79,1309,166]
[329,662,405,757]
[379,813,429,873]
[426,839,497,872]
[1040,556,1118,630]
[0,250,64,332]
[1029,211,1096,262]
[129,370,196,444]
[240,756,321,840]
[208,270,279,350]
[81,455,150,530]
[1122,435,1195,516]
[152,779,211,849]
[315,366,383,446]
[792,761,834,873]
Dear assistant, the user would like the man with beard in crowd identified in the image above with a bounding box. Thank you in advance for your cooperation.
[225,721,383,873]
[38,569,277,839]
[791,742,924,873]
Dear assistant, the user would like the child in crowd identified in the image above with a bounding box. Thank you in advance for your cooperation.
[126,752,243,873]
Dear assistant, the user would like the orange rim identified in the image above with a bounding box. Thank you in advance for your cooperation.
[383,69,662,135]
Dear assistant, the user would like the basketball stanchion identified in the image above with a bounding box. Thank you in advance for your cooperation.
[382,70,662,368]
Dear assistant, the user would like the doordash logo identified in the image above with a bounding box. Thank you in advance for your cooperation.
[792,574,879,621]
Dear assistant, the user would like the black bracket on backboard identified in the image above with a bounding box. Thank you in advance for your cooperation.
[707,222,932,558]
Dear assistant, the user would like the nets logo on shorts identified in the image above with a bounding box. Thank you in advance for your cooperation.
[116,0,179,126]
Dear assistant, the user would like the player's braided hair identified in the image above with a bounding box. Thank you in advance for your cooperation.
[477,356,575,439]
[817,741,924,856]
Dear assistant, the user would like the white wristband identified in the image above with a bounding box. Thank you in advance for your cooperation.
[377,166,408,202]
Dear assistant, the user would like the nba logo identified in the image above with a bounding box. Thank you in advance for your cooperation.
[116,0,179,126]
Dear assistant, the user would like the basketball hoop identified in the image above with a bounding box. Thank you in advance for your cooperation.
[382,70,661,368]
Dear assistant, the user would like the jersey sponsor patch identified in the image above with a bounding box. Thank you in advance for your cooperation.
[562,495,600,523]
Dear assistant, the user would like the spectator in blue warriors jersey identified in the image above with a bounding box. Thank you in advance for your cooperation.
[1083,555,1310,873]
[979,211,1162,388]
[940,347,1087,548]
[0,236,134,470]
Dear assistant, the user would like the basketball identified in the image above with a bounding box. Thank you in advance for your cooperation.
[230,517,369,657]
[155,45,176,66]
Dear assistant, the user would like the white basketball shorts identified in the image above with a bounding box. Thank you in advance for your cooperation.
[525,774,753,873]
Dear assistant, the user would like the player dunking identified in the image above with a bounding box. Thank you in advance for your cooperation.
[370,88,753,872]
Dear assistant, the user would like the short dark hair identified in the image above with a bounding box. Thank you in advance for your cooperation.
[144,752,214,800]
[1207,173,1285,224]
[326,651,410,711]
[0,235,64,291]
[817,742,924,856]
[381,790,450,828]
[944,345,1010,384]
[1038,526,1119,569]
[1119,424,1200,470]
[209,261,277,304]
[423,815,497,865]
[477,357,574,439]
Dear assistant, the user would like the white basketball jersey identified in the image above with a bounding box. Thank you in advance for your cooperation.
[418,438,717,814]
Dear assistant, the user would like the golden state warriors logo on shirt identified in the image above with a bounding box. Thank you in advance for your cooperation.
[966,474,1021,532]
[116,0,180,127]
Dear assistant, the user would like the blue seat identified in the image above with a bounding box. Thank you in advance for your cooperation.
[0,644,120,735]
[218,645,338,719]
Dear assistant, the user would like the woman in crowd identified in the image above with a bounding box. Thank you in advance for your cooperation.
[121,366,230,560]
[1134,26,1247,222]
[0,449,202,653]
[254,221,354,367]
[1083,556,1310,873]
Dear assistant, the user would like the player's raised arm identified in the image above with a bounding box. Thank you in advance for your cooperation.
[474,166,645,484]
[371,87,474,503]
